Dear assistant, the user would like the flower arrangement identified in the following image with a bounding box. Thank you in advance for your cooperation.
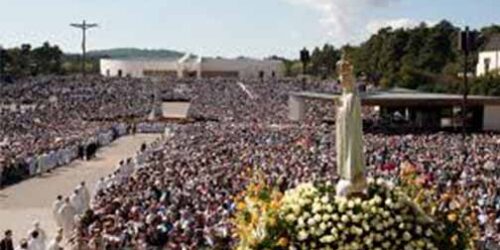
[233,174,477,250]
[280,179,438,250]
[398,163,479,250]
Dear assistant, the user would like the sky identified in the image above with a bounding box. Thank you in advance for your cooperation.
[0,0,498,59]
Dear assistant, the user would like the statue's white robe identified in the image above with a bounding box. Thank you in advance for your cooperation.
[336,90,366,194]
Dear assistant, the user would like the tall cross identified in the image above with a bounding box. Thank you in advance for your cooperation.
[70,20,98,76]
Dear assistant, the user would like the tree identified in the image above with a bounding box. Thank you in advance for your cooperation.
[31,42,63,75]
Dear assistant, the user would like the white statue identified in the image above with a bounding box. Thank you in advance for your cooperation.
[334,53,366,197]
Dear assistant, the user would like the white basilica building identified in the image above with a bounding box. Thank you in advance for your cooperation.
[100,53,283,79]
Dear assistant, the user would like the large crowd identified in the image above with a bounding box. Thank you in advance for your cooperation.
[0,76,499,250]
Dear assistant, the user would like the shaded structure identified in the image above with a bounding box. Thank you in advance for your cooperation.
[289,88,500,131]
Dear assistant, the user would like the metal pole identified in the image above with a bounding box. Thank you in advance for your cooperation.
[82,21,86,76]
[462,26,469,136]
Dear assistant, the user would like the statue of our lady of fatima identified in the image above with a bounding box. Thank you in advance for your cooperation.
[334,53,367,197]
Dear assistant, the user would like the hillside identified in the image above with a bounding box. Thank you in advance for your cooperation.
[85,48,185,59]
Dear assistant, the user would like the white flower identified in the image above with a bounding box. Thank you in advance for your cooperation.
[382,241,391,249]
[364,236,373,247]
[322,214,331,222]
[307,217,316,226]
[362,221,370,231]
[425,229,433,237]
[319,222,327,231]
[297,217,305,228]
[320,235,335,243]
[302,212,311,219]
[403,231,412,241]
[382,211,390,218]
[341,215,349,223]
[351,242,361,250]
[285,213,296,222]
[312,202,322,213]
[390,229,398,239]
[347,200,355,209]
[321,195,330,204]
[309,226,317,236]
[351,214,361,223]
[325,204,334,212]
[395,215,403,222]
[314,214,322,222]
[331,213,339,221]
[338,203,347,213]
[416,225,422,235]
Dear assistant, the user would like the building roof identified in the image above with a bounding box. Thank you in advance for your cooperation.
[484,35,500,51]
[291,90,500,106]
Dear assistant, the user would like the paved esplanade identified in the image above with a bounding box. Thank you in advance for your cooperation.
[0,134,160,243]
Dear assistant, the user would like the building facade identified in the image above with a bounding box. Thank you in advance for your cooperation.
[476,35,500,76]
[100,54,283,79]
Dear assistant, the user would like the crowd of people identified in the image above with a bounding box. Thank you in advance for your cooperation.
[1,76,499,249]
[0,76,149,187]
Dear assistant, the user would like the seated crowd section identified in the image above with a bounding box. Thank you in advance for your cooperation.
[0,76,499,249]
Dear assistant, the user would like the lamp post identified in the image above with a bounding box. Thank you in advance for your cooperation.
[300,47,310,75]
[458,26,474,135]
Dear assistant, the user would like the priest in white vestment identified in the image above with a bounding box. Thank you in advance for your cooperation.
[27,230,44,250]
[52,196,64,227]
[69,189,84,215]
[58,198,77,239]
[77,182,90,211]
[27,221,46,250]
[46,235,63,250]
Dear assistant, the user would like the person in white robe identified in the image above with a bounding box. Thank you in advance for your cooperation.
[69,189,84,215]
[58,197,77,239]
[46,235,62,250]
[52,196,64,228]
[94,177,105,195]
[27,221,46,250]
[77,182,90,211]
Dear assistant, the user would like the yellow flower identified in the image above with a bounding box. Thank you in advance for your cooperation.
[277,237,289,247]
[447,213,458,222]
[237,202,246,211]
[451,234,459,245]
[268,217,277,227]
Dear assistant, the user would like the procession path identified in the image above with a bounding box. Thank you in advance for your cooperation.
[0,133,160,243]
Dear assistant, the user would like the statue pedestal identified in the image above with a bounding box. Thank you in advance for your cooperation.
[336,178,367,197]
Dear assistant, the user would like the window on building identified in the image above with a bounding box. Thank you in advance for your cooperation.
[106,69,110,76]
[484,58,491,74]
[118,69,123,77]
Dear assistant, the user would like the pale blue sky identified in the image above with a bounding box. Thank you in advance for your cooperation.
[0,0,498,58]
